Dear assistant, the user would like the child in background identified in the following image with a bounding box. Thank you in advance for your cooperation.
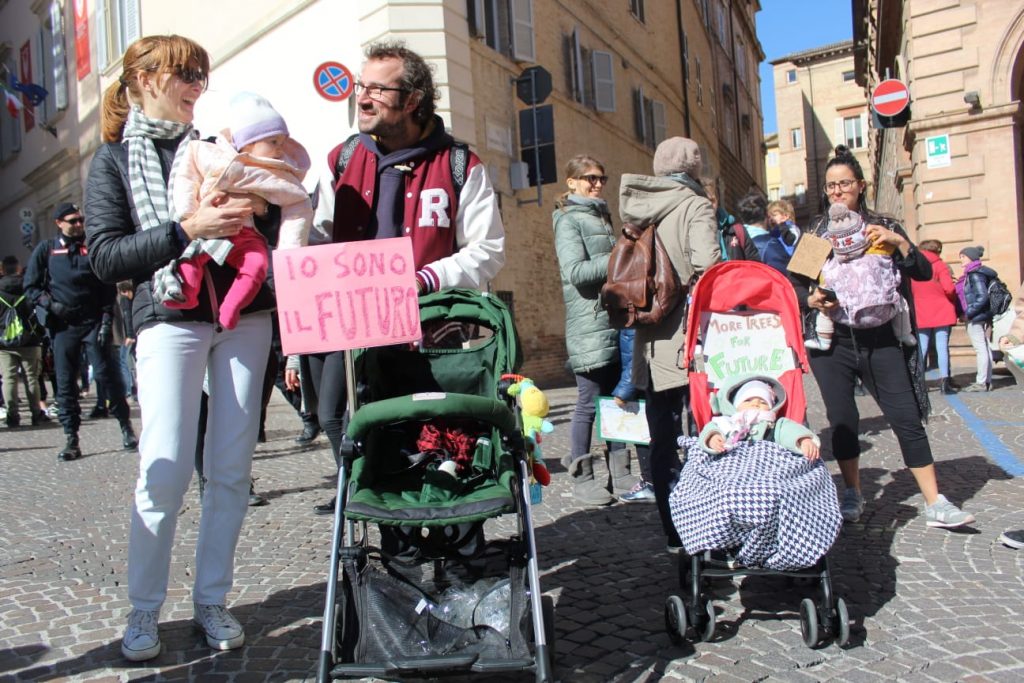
[806,202,916,350]
[164,92,313,329]
[700,378,819,461]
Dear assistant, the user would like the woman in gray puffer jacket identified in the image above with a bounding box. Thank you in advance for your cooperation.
[553,154,636,506]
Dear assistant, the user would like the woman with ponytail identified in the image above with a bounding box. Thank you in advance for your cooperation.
[85,35,277,662]
[792,145,974,530]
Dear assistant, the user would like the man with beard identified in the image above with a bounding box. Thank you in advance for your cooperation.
[301,41,506,516]
[23,202,138,460]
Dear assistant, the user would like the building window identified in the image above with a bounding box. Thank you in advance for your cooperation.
[96,0,141,70]
[766,150,778,167]
[786,68,797,84]
[734,36,746,85]
[790,127,803,150]
[629,0,645,22]
[565,26,584,103]
[695,58,703,106]
[634,86,667,149]
[715,1,728,45]
[469,0,535,62]
[769,187,780,201]
[843,115,864,149]
[36,1,70,123]
[795,183,806,206]
[842,70,856,82]
[1,56,22,160]
[591,51,616,112]
[701,0,711,29]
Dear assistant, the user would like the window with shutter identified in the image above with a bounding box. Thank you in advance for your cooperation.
[50,1,68,112]
[95,0,108,69]
[650,100,666,147]
[510,0,535,62]
[696,58,703,106]
[591,50,615,112]
[629,0,645,23]
[468,0,486,38]
[565,26,583,103]
[634,86,647,144]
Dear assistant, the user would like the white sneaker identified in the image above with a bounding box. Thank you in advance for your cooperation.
[193,603,245,650]
[804,336,832,351]
[121,608,161,661]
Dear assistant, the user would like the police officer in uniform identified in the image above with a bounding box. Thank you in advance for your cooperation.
[23,202,138,460]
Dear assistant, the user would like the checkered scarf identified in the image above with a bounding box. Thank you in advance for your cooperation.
[122,106,233,304]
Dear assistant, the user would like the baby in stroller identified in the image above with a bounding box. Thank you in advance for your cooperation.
[699,378,819,461]
[670,374,842,572]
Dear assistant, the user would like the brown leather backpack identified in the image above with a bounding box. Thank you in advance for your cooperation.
[600,222,683,328]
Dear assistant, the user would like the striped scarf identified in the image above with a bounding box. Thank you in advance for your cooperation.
[122,105,195,231]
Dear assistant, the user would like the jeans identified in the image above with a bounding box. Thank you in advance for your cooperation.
[965,321,992,384]
[569,364,626,462]
[128,312,271,610]
[917,326,951,378]
[51,321,128,433]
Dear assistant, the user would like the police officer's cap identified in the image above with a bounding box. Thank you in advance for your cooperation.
[53,202,81,221]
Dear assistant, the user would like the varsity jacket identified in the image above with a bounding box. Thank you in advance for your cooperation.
[312,116,505,293]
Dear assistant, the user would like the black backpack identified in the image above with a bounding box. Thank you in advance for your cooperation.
[987,276,1013,316]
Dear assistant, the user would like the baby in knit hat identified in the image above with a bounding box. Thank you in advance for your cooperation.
[700,378,820,461]
[806,203,916,350]
[165,92,313,329]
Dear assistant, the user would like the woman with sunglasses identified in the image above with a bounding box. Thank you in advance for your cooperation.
[553,155,647,506]
[85,35,277,661]
[792,145,973,529]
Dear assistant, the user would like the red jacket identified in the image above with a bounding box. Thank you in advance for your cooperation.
[910,249,957,328]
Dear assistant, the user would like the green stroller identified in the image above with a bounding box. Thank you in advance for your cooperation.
[316,289,554,682]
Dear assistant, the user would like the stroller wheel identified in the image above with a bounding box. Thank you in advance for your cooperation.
[664,595,687,645]
[698,601,716,643]
[799,598,819,648]
[833,597,850,647]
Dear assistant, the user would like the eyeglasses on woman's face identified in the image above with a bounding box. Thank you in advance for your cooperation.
[823,178,860,194]
[576,174,608,186]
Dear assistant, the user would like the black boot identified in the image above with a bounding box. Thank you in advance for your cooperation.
[940,378,958,395]
[295,421,321,445]
[248,478,267,506]
[313,496,336,515]
[121,422,139,450]
[58,433,82,461]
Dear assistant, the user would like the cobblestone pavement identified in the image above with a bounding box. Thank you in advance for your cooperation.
[2,365,1023,682]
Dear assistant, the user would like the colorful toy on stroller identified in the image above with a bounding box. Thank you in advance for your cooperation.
[664,261,849,648]
[316,289,554,682]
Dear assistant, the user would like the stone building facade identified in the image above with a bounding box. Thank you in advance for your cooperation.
[854,0,1024,293]
[0,0,766,384]
[770,41,873,227]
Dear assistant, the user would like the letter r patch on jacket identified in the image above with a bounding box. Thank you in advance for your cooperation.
[417,189,451,228]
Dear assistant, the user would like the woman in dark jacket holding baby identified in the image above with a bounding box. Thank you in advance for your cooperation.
[793,145,974,530]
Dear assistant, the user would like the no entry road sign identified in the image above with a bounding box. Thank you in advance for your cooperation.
[313,61,354,102]
[872,78,910,117]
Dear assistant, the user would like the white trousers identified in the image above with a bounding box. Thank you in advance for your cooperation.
[966,321,992,385]
[128,313,271,611]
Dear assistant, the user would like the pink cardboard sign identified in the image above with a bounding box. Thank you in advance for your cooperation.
[273,237,421,355]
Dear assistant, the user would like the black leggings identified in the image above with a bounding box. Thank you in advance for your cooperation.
[307,351,347,465]
[808,325,932,468]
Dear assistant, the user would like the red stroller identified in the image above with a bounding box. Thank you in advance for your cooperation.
[665,261,850,648]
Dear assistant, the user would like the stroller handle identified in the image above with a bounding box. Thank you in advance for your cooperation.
[345,392,522,446]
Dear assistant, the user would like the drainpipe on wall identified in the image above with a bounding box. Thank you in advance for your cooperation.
[727,0,742,162]
[675,0,691,137]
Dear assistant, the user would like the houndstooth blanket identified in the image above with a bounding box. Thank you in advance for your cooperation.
[669,437,842,571]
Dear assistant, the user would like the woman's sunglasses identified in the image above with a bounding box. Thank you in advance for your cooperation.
[576,174,608,186]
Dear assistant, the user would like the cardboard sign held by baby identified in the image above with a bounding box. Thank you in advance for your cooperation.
[697,310,797,388]
[273,237,421,355]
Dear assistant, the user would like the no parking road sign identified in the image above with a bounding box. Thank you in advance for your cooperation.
[313,61,354,102]
[871,78,910,118]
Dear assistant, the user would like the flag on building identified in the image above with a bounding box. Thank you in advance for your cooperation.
[10,76,48,107]
[3,87,23,118]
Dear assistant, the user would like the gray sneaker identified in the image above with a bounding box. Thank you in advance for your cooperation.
[121,608,161,662]
[925,495,975,528]
[618,480,655,503]
[840,488,864,523]
[193,603,245,650]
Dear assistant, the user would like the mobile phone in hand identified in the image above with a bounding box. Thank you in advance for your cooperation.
[818,287,838,303]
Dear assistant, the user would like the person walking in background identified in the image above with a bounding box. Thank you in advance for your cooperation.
[619,137,720,553]
[85,35,277,662]
[553,154,633,507]
[700,176,759,262]
[23,203,137,460]
[792,145,973,529]
[955,245,997,392]
[911,240,958,395]
[0,255,48,428]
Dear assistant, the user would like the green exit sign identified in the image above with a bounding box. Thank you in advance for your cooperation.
[926,133,951,168]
